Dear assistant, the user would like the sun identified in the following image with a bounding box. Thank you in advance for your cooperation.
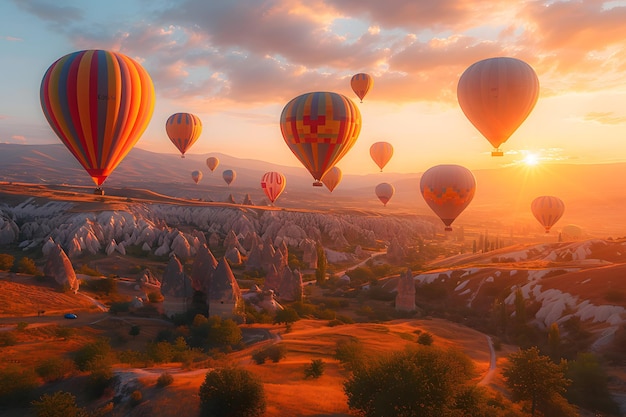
[523,153,540,166]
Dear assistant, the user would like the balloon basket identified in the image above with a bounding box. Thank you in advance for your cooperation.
[491,150,504,156]
[93,188,104,196]
[313,181,323,187]
[444,227,453,232]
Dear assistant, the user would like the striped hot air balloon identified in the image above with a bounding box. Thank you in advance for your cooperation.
[375,182,395,207]
[420,165,476,231]
[166,112,202,157]
[350,73,373,103]
[191,170,203,184]
[280,91,361,186]
[321,166,342,192]
[531,196,565,233]
[223,169,236,186]
[261,171,286,204]
[40,49,155,190]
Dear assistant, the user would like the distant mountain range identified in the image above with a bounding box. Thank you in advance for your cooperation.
[2,143,626,236]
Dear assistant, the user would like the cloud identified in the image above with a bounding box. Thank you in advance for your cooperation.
[11,135,26,142]
[1,36,22,41]
[584,111,626,125]
[13,0,83,26]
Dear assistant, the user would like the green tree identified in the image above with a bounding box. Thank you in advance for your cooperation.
[503,346,572,416]
[199,367,266,417]
[334,338,366,370]
[31,391,88,417]
[417,332,434,346]
[17,257,40,275]
[565,352,620,415]
[304,359,325,379]
[315,243,326,285]
[344,345,476,417]
[273,307,300,325]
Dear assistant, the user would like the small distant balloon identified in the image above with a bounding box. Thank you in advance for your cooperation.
[321,166,342,192]
[457,57,539,156]
[531,196,565,233]
[261,171,286,204]
[223,169,236,186]
[166,112,202,158]
[191,170,203,184]
[280,91,361,186]
[351,73,373,103]
[206,156,219,172]
[375,182,395,207]
[420,164,476,231]
[40,49,155,190]
[370,142,393,172]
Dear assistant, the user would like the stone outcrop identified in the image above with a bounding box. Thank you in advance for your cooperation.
[395,269,416,312]
[43,243,79,293]
[137,268,160,287]
[387,237,406,264]
[161,255,193,298]
[277,267,303,302]
[208,257,242,318]
[190,244,218,292]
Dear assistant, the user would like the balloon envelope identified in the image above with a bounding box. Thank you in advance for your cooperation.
[457,57,539,156]
[420,165,476,231]
[223,169,236,186]
[321,166,342,192]
[261,171,286,203]
[166,113,202,157]
[531,196,564,233]
[351,73,373,102]
[375,182,395,206]
[206,156,219,172]
[370,142,393,172]
[191,170,203,184]
[40,49,155,186]
[280,91,361,186]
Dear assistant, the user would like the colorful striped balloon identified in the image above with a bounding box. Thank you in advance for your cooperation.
[531,196,565,233]
[40,49,155,186]
[223,169,236,186]
[166,112,202,157]
[261,171,286,203]
[280,91,361,186]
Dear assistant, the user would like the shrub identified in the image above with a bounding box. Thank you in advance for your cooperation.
[304,359,325,379]
[147,290,164,303]
[73,338,112,371]
[55,326,75,340]
[199,367,266,417]
[130,390,143,406]
[17,321,28,331]
[417,332,434,346]
[76,264,101,277]
[0,253,15,271]
[252,344,287,364]
[0,330,17,346]
[157,372,174,388]
[17,257,40,275]
[31,391,86,417]
[35,357,74,383]
[335,338,366,370]
[0,365,38,406]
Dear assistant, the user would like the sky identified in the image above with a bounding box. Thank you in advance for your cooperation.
[2,0,626,175]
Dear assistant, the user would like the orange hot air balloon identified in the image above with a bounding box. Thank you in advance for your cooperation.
[166,113,202,158]
[206,156,219,172]
[223,169,236,186]
[261,171,286,204]
[280,91,361,186]
[191,170,203,184]
[375,182,394,207]
[40,49,155,192]
[531,196,564,233]
[351,73,373,103]
[420,164,476,231]
[370,141,393,172]
[457,57,539,156]
[321,166,342,192]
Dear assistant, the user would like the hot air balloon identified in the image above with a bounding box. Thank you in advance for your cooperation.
[375,182,395,207]
[223,169,236,186]
[40,49,155,194]
[191,170,203,184]
[280,91,361,186]
[531,196,564,233]
[420,165,476,231]
[350,73,373,103]
[321,166,342,192]
[206,156,219,172]
[166,113,202,158]
[370,142,393,172]
[457,57,539,156]
[261,171,286,204]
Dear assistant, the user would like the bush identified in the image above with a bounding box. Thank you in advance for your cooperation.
[35,357,74,383]
[73,338,112,371]
[17,257,40,275]
[199,367,266,417]
[0,253,15,271]
[0,330,17,346]
[31,391,86,417]
[335,338,366,370]
[147,290,164,303]
[157,372,174,388]
[252,344,287,364]
[417,332,434,346]
[76,264,101,277]
[130,390,142,406]
[0,365,38,406]
[55,326,75,340]
[304,359,325,379]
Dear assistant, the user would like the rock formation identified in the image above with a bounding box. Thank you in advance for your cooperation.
[208,258,243,318]
[43,243,79,293]
[395,269,416,312]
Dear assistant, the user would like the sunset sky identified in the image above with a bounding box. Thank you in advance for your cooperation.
[2,0,626,175]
